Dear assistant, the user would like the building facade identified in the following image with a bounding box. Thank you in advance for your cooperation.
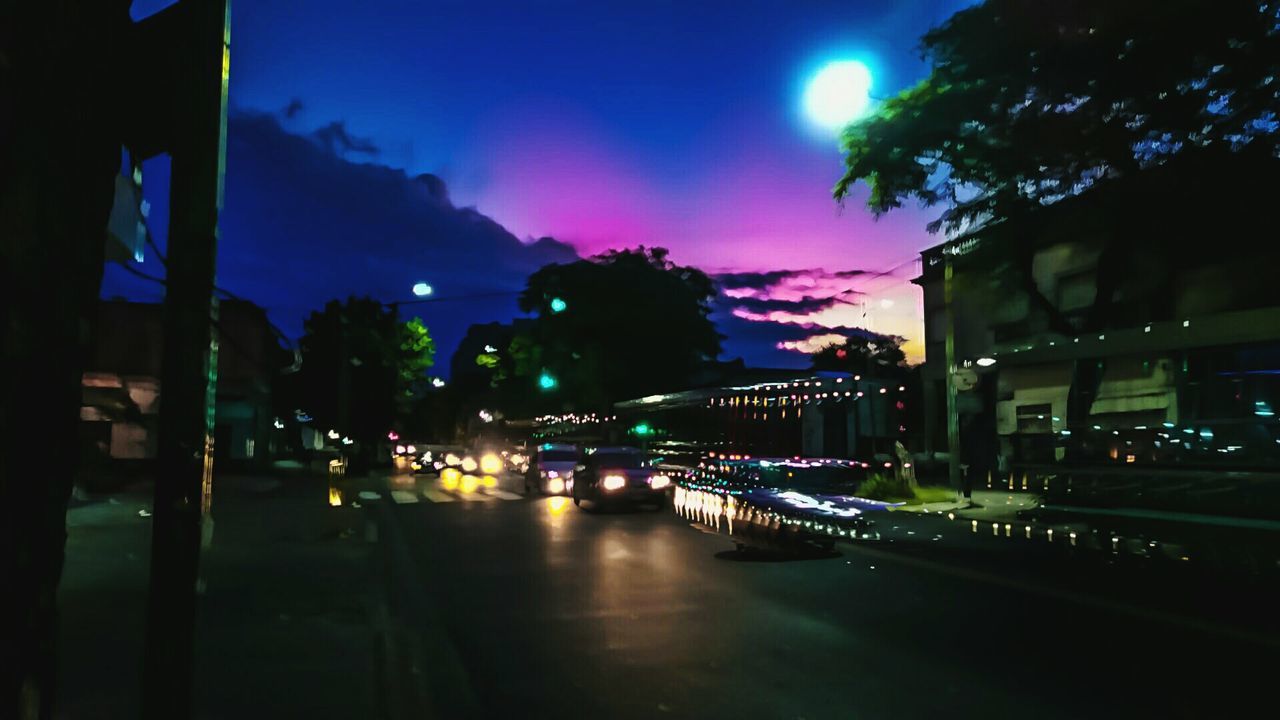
[915,234,1280,505]
[80,299,285,468]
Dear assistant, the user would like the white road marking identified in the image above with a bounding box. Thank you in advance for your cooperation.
[421,488,457,503]
[390,490,420,504]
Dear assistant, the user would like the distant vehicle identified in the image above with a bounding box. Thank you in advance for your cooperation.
[413,444,466,475]
[524,443,580,495]
[571,446,670,509]
[392,442,420,460]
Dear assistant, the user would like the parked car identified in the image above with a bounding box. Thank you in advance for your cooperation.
[571,446,670,509]
[524,443,579,495]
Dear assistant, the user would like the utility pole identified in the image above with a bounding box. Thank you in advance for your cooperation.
[140,1,230,718]
[944,249,962,492]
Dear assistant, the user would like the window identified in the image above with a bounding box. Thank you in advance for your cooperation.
[1056,270,1096,313]
[1015,403,1053,434]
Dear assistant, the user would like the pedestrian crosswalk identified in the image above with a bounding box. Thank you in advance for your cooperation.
[384,486,530,504]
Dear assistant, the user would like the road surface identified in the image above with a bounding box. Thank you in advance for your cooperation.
[365,470,1277,719]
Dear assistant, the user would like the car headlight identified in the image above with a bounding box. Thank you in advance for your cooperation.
[547,477,565,494]
[602,474,626,491]
[406,445,416,454]
[461,456,478,473]
[444,453,461,466]
[511,454,526,466]
[480,453,503,475]
[395,444,406,454]
[650,474,670,489]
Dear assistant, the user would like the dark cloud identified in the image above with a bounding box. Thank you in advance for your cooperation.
[312,120,381,156]
[413,173,450,203]
[715,268,867,292]
[282,98,305,119]
[209,110,579,366]
[729,295,847,316]
[715,269,795,291]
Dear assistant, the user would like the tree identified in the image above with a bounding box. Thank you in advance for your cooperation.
[834,0,1280,427]
[291,298,434,446]
[810,334,907,377]
[515,247,722,409]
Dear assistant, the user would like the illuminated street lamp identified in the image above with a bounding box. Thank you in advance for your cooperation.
[549,297,567,314]
[412,282,433,297]
[538,372,558,390]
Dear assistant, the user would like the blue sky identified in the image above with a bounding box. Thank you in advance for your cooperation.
[112,0,974,371]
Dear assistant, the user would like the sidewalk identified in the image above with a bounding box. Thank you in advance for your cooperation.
[894,488,1040,523]
[55,473,388,719]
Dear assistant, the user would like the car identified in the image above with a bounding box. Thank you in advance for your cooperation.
[413,444,467,475]
[570,446,671,509]
[524,443,579,495]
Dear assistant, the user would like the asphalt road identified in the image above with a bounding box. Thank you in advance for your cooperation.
[373,470,1278,719]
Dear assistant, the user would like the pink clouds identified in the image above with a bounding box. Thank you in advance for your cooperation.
[466,101,933,363]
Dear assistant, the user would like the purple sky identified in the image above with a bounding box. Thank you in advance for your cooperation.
[112,0,974,370]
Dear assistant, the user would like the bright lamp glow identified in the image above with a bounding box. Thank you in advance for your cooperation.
[395,445,406,454]
[602,474,627,491]
[547,477,565,494]
[976,357,997,367]
[479,453,503,475]
[461,456,479,473]
[406,445,416,454]
[650,474,670,489]
[412,282,433,297]
[804,60,873,131]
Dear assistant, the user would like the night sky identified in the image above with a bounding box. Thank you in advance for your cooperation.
[106,0,973,373]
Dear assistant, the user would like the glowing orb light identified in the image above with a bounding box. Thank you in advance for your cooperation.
[803,60,873,132]
[412,282,433,297]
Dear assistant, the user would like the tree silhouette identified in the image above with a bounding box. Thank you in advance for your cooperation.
[834,0,1280,428]
[290,298,434,443]
[516,247,722,409]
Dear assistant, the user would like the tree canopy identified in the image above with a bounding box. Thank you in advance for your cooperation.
[836,0,1280,331]
[809,334,907,378]
[293,297,434,442]
[837,0,1278,231]
[514,247,722,409]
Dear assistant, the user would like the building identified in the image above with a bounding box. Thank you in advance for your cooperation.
[80,299,286,468]
[530,371,909,464]
[915,231,1280,502]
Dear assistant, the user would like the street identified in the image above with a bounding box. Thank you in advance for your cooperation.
[366,470,1279,719]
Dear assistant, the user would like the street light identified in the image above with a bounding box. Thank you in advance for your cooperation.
[538,372,558,390]
[549,297,567,314]
[976,356,997,367]
[412,282,433,297]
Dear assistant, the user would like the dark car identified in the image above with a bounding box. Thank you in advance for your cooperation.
[571,446,671,509]
[523,443,580,495]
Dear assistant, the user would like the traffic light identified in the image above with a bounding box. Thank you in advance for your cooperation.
[630,422,653,436]
[538,372,558,390]
[549,297,567,314]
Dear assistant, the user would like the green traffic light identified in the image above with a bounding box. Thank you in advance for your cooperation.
[632,422,652,436]
[549,297,567,314]
[538,372,558,390]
